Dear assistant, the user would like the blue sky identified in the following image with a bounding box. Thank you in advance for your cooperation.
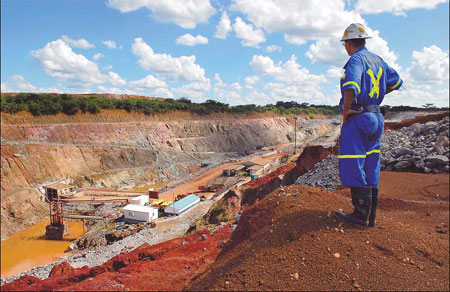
[1,0,449,107]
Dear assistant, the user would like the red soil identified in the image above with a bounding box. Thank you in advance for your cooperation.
[1,226,232,291]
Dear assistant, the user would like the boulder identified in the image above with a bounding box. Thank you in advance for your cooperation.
[393,161,412,171]
[424,155,449,169]
[49,262,75,278]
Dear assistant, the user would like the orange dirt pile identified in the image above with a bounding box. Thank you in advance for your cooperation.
[187,174,449,291]
[1,226,231,291]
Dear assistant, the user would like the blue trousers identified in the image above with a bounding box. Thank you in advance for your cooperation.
[338,112,384,188]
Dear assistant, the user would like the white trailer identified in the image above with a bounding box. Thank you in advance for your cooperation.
[164,194,200,216]
[122,204,158,222]
[130,195,149,206]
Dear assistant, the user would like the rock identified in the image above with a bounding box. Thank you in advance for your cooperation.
[333,253,340,258]
[49,262,75,278]
[424,155,449,168]
[294,272,299,280]
[393,161,411,171]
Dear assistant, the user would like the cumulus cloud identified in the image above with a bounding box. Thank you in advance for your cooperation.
[154,87,174,98]
[93,53,104,60]
[406,45,449,85]
[244,75,260,85]
[233,17,265,47]
[266,45,282,53]
[61,35,95,49]
[175,34,208,46]
[107,71,127,86]
[31,39,105,86]
[131,37,208,83]
[103,40,117,49]
[213,87,241,105]
[250,54,327,85]
[107,0,216,29]
[354,0,447,16]
[129,74,167,90]
[306,26,400,70]
[326,67,344,78]
[231,0,361,45]
[2,75,61,93]
[102,65,113,71]
[31,39,126,87]
[214,11,232,39]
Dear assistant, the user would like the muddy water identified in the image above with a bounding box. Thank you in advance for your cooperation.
[1,219,84,279]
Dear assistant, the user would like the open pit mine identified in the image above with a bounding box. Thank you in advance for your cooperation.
[1,107,448,291]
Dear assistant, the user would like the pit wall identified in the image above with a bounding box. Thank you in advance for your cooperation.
[1,115,334,240]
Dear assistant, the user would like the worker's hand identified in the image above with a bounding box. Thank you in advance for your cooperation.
[342,107,362,124]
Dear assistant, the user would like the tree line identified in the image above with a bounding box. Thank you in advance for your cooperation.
[1,93,446,117]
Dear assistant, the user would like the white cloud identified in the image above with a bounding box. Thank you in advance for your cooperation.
[154,87,174,98]
[231,0,361,45]
[61,35,95,49]
[266,45,282,53]
[355,0,447,16]
[96,86,137,95]
[107,0,216,29]
[31,39,105,86]
[213,87,241,105]
[407,45,449,85]
[103,40,117,49]
[93,53,104,60]
[231,82,242,91]
[129,74,167,90]
[233,17,265,47]
[244,75,260,86]
[306,26,400,70]
[326,67,344,78]
[214,73,227,87]
[107,71,127,86]
[175,34,208,46]
[131,37,208,83]
[102,65,113,70]
[250,54,327,85]
[214,11,232,39]
[2,75,61,93]
[31,39,127,88]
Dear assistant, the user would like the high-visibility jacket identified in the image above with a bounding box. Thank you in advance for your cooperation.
[338,46,402,188]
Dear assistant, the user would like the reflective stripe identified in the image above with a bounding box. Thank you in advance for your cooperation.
[338,149,381,159]
[366,149,380,155]
[367,67,383,98]
[338,154,366,158]
[391,78,402,89]
[342,81,361,94]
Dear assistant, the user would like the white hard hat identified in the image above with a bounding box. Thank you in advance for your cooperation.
[341,23,371,41]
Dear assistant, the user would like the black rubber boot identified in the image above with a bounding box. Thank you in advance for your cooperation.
[368,188,378,227]
[333,187,372,227]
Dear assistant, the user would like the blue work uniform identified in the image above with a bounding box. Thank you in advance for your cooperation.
[338,46,402,188]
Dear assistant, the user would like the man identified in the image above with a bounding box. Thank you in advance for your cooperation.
[333,23,402,227]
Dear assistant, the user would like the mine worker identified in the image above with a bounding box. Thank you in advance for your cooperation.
[333,23,402,227]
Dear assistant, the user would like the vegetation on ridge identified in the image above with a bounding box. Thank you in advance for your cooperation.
[1,93,447,117]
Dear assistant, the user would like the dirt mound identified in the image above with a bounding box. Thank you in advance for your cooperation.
[187,174,449,291]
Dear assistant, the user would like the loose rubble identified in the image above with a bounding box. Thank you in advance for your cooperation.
[295,116,449,189]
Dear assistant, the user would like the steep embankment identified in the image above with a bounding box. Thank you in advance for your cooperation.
[0,111,333,240]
